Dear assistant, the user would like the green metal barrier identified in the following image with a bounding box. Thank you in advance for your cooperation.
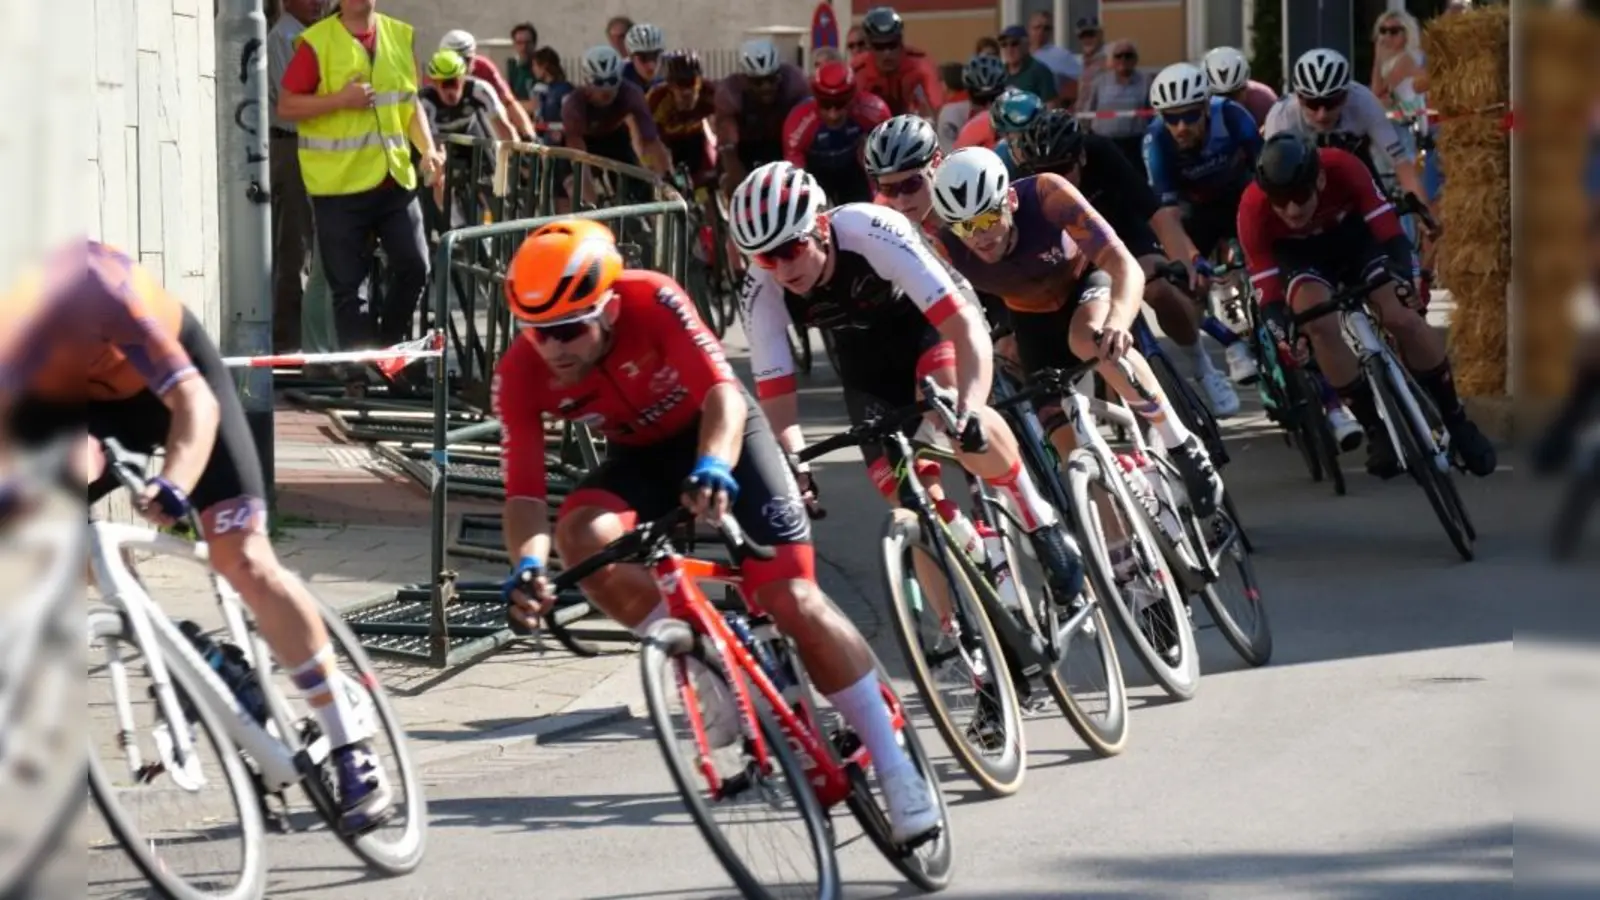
[340,150,693,666]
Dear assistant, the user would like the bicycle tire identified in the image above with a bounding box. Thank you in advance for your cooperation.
[639,619,841,900]
[1064,450,1201,700]
[1189,500,1273,667]
[880,510,1027,797]
[295,600,427,875]
[1289,368,1345,496]
[1368,360,1474,561]
[86,608,267,900]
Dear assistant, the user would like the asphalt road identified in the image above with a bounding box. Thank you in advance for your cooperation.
[74,327,1598,900]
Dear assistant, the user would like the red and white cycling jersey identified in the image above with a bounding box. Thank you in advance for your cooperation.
[738,204,971,400]
[492,270,736,501]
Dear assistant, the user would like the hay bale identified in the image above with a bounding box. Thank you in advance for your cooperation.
[1423,6,1508,116]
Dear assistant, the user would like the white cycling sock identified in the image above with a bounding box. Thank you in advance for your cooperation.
[985,460,1059,532]
[1131,396,1194,449]
[827,671,911,777]
[290,645,371,749]
[628,600,671,638]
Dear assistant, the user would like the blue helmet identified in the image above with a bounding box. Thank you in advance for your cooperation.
[990,88,1044,135]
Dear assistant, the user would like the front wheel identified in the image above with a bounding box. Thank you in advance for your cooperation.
[640,619,841,900]
[1065,450,1201,700]
[1370,359,1474,561]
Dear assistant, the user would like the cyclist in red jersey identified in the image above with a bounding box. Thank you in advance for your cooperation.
[496,219,941,844]
[782,61,890,206]
[1239,135,1495,477]
[0,241,395,833]
[851,7,941,119]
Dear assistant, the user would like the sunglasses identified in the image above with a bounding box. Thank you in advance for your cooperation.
[589,76,620,88]
[438,77,464,90]
[1265,184,1317,209]
[1000,39,1024,48]
[752,235,811,269]
[875,172,926,198]
[1300,91,1347,111]
[1162,106,1205,126]
[1077,30,1099,39]
[949,207,1005,238]
[1378,26,1404,36]
[748,74,778,89]
[818,95,852,111]
[634,51,661,63]
[869,41,901,52]
[847,41,867,52]
[526,319,598,344]
[1114,51,1138,61]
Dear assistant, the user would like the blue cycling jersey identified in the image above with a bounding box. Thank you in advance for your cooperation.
[993,139,1019,176]
[1142,96,1262,207]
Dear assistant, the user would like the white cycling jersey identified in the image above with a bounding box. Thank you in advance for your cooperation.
[1263,83,1411,181]
[738,203,972,399]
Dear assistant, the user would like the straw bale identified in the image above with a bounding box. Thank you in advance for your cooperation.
[1423,6,1507,115]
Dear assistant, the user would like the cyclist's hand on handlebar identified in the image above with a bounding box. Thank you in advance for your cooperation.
[136,477,191,528]
[505,556,556,635]
[1261,303,1308,365]
[1187,255,1214,295]
[1094,325,1133,363]
[683,455,739,522]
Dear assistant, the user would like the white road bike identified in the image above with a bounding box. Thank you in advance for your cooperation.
[86,438,425,900]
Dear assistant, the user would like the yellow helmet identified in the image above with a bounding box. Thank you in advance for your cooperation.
[428,49,468,81]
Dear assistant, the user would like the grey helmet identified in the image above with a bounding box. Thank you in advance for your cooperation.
[962,53,1007,100]
[864,115,940,177]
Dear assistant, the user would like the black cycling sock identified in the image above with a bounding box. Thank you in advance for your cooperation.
[1334,378,1383,433]
[1412,361,1465,423]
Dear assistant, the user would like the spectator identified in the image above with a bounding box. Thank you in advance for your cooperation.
[531,47,574,139]
[1371,10,1435,205]
[606,16,634,57]
[1080,39,1152,169]
[1073,17,1107,110]
[1026,11,1082,105]
[935,62,968,148]
[974,36,1000,58]
[506,22,539,112]
[999,24,1058,104]
[846,26,868,57]
[276,0,441,358]
[440,30,538,140]
[267,0,324,353]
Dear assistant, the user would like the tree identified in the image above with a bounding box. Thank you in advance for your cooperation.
[1250,0,1283,93]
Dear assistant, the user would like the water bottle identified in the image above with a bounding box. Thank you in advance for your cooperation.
[177,620,269,724]
[748,617,804,713]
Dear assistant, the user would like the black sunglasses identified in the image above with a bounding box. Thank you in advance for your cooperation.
[1114,51,1137,61]
[847,40,867,51]
[528,319,597,343]
[869,41,901,52]
[1378,26,1404,36]
[1301,91,1347,111]
[633,50,661,63]
[589,76,620,88]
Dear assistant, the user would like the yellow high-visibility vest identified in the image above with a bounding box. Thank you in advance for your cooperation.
[295,14,419,196]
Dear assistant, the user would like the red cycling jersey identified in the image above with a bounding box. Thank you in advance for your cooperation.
[954,114,997,151]
[850,49,941,118]
[492,270,736,501]
[1236,147,1406,307]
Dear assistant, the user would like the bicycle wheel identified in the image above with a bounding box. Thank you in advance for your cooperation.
[640,619,840,900]
[292,600,427,875]
[1064,450,1202,700]
[86,608,266,900]
[991,511,1128,757]
[1182,485,1273,667]
[880,510,1026,797]
[1369,360,1474,561]
[1288,368,1346,496]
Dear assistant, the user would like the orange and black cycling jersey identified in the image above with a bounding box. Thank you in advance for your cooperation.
[647,80,718,140]
[1,241,198,404]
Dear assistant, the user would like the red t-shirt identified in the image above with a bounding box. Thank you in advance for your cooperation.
[1236,148,1405,307]
[280,26,379,95]
[955,114,996,150]
[469,54,518,109]
[851,48,942,118]
[492,270,736,501]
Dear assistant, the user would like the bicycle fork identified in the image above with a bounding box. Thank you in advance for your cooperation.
[1347,311,1450,475]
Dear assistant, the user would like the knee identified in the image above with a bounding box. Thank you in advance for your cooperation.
[210,534,285,595]
[1301,316,1341,348]
[754,579,830,627]
[1066,327,1099,363]
[553,513,611,568]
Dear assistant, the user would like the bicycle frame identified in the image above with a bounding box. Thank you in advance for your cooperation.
[1342,307,1451,475]
[0,517,81,755]
[649,549,898,809]
[90,521,314,793]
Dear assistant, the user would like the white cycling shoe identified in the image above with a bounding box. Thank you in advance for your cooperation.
[1225,342,1259,385]
[1326,407,1365,452]
[879,763,941,845]
[1198,369,1241,418]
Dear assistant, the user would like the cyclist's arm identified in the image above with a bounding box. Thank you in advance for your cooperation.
[1038,173,1143,329]
[742,270,805,455]
[492,353,553,566]
[782,103,816,166]
[713,81,747,184]
[1234,187,1286,307]
[1152,207,1200,263]
[911,62,941,120]
[476,81,517,142]
[1093,135,1192,259]
[1334,149,1416,274]
[561,94,599,203]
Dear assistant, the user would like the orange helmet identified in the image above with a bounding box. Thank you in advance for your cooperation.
[505,219,623,325]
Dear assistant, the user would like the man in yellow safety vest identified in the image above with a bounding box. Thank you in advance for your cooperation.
[277,0,443,366]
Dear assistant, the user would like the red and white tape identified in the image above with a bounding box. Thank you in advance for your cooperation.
[1071,103,1507,127]
[222,331,445,378]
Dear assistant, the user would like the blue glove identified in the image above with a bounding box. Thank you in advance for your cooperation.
[1191,255,1214,279]
[686,455,739,504]
[149,476,192,520]
[502,555,544,601]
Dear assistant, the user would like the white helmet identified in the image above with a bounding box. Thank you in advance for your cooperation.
[729,162,826,255]
[930,148,1010,223]
[1150,62,1210,111]
[864,115,940,177]
[582,46,624,83]
[740,39,781,78]
[624,23,664,55]
[1202,47,1250,95]
[1292,48,1351,99]
[440,29,476,55]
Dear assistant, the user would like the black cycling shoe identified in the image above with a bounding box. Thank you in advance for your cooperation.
[1364,430,1403,479]
[1447,417,1498,477]
[1029,525,1086,603]
[1169,436,1224,518]
[964,691,1007,752]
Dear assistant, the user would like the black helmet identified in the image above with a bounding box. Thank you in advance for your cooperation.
[962,54,1007,101]
[1014,109,1084,174]
[862,7,904,42]
[1255,132,1321,203]
[663,49,701,85]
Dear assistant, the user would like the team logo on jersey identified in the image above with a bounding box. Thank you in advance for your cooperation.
[1037,245,1067,266]
[649,365,680,394]
[619,360,642,379]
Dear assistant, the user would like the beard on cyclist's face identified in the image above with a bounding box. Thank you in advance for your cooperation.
[870,41,903,72]
[1162,105,1207,150]
[771,237,828,294]
[670,83,697,106]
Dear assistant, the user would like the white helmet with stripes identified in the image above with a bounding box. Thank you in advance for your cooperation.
[1292,48,1352,99]
[1150,62,1210,111]
[729,162,826,255]
[740,39,781,77]
[930,147,1010,223]
[440,29,476,55]
[624,23,664,55]
[582,46,623,83]
[1202,47,1250,95]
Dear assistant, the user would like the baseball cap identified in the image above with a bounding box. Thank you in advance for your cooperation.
[1000,25,1027,41]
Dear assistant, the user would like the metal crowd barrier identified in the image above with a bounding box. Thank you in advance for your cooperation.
[339,138,695,667]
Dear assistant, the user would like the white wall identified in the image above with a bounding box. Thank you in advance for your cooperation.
[379,0,810,61]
